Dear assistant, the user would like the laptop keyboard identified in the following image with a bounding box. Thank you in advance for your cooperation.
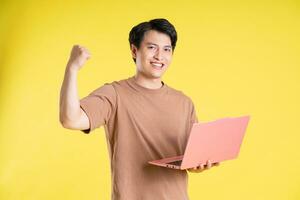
[166,160,182,166]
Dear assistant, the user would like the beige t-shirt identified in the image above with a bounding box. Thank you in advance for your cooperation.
[79,76,198,200]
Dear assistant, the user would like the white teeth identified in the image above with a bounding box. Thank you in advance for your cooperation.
[151,63,163,68]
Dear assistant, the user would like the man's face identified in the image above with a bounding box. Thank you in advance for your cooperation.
[131,30,173,79]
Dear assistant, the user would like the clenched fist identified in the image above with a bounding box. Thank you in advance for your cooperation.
[66,45,91,71]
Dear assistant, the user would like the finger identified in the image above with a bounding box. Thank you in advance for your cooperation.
[200,164,205,170]
[206,160,212,169]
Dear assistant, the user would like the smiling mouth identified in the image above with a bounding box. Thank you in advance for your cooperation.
[151,62,164,70]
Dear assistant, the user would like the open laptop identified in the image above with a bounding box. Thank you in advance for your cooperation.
[148,115,250,170]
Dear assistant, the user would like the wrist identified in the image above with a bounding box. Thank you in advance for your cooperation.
[66,63,79,74]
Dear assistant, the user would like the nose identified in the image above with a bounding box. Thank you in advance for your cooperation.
[154,49,163,61]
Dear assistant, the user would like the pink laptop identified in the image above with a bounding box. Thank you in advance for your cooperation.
[148,115,250,170]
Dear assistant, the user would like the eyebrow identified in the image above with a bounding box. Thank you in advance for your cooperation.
[146,42,172,48]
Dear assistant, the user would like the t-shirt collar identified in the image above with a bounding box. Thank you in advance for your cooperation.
[127,75,168,94]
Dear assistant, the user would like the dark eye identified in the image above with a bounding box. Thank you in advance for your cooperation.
[148,46,155,49]
[165,48,171,52]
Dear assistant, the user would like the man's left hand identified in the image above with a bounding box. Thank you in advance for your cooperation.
[187,160,220,173]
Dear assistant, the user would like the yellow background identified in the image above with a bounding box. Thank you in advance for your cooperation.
[1,0,299,199]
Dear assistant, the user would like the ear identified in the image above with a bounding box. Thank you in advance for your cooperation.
[130,44,137,59]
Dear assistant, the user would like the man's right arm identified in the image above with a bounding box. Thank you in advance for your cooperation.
[59,45,91,131]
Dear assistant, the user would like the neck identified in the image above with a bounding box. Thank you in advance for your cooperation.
[134,73,163,89]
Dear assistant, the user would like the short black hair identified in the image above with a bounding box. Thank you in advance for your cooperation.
[128,18,177,63]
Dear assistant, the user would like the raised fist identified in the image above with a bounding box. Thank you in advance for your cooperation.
[67,45,91,71]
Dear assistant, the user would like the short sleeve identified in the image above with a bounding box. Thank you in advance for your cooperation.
[79,83,117,134]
